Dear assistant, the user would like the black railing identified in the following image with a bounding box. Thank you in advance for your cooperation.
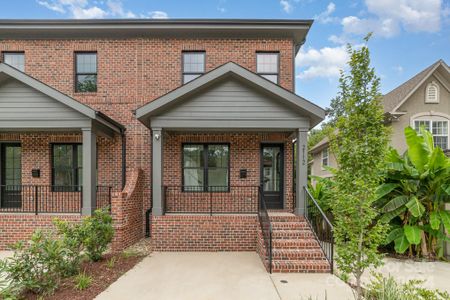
[0,185,112,215]
[163,185,259,215]
[304,187,334,273]
[258,184,273,273]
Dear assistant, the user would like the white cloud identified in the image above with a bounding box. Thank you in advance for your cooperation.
[393,65,404,73]
[342,0,444,38]
[296,45,349,80]
[217,0,227,13]
[148,11,169,19]
[37,0,168,19]
[315,2,338,24]
[280,0,293,13]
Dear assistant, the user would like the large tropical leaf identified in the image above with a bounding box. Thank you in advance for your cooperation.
[430,211,441,230]
[405,196,425,218]
[405,127,429,173]
[380,206,407,223]
[375,183,398,200]
[439,210,450,232]
[385,227,404,244]
[428,147,447,171]
[404,225,421,245]
[381,195,409,213]
[394,235,410,254]
[420,126,434,152]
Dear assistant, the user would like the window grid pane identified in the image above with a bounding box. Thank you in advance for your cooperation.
[4,53,25,72]
[256,53,279,84]
[76,53,97,92]
[414,119,449,149]
[182,52,205,84]
[52,144,82,189]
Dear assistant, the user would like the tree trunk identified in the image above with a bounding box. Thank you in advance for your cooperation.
[419,222,428,257]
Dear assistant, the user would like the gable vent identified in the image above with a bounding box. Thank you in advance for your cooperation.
[426,82,439,103]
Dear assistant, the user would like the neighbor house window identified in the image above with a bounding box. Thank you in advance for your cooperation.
[75,52,97,92]
[425,82,439,103]
[182,144,229,192]
[182,51,205,84]
[3,52,25,72]
[256,52,279,83]
[321,147,329,169]
[414,120,449,149]
[52,144,82,191]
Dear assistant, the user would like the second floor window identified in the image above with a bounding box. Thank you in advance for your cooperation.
[182,51,205,84]
[3,52,25,72]
[414,119,449,149]
[52,144,82,191]
[75,52,97,93]
[256,52,279,84]
[321,147,329,168]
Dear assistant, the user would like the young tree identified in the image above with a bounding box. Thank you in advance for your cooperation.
[329,34,390,299]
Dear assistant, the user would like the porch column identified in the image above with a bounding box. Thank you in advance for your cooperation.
[82,128,97,216]
[295,129,308,216]
[152,128,164,216]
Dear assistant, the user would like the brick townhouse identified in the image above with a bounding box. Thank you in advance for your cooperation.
[0,19,331,273]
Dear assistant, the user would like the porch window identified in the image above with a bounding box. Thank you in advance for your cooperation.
[52,144,82,191]
[182,144,229,192]
[75,52,97,93]
[3,52,25,72]
[256,52,279,84]
[182,51,205,84]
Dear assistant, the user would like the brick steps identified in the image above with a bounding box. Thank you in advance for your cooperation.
[258,215,331,273]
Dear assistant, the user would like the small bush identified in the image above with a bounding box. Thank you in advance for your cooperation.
[365,273,450,300]
[53,219,85,276]
[81,208,114,261]
[74,272,92,291]
[106,256,117,269]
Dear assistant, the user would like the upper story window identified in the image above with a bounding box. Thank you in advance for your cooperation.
[321,147,329,169]
[425,82,439,103]
[75,52,97,93]
[182,51,205,84]
[3,52,25,72]
[414,119,449,149]
[256,52,279,84]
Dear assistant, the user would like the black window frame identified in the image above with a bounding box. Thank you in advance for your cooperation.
[181,143,230,192]
[51,143,82,192]
[2,51,25,72]
[256,51,280,84]
[181,51,206,84]
[74,52,98,93]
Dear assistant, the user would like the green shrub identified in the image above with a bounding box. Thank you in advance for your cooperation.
[365,273,450,300]
[81,208,114,261]
[53,219,85,276]
[106,256,117,269]
[74,272,92,291]
[0,231,67,296]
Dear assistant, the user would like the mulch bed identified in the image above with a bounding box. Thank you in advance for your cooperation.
[23,253,145,300]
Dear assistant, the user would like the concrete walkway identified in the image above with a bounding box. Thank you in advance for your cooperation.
[96,252,354,300]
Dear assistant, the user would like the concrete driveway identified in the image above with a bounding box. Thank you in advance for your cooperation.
[96,252,354,300]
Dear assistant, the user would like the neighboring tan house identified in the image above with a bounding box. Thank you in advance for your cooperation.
[0,19,332,273]
[310,59,450,179]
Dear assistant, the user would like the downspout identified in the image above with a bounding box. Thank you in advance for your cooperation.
[121,130,126,190]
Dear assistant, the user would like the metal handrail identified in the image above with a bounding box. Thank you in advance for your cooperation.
[258,184,273,273]
[304,187,334,273]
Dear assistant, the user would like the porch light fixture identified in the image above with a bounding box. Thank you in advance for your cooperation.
[154,133,161,141]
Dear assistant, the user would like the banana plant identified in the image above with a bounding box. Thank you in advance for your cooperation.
[375,126,450,258]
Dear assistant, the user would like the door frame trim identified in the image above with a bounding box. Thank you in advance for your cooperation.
[260,142,285,209]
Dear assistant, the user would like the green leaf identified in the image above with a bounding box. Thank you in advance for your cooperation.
[404,225,421,245]
[442,184,450,196]
[375,183,398,200]
[439,210,450,232]
[405,196,425,218]
[381,195,409,213]
[385,227,403,244]
[430,211,441,230]
[405,127,429,173]
[380,206,407,223]
[394,235,410,254]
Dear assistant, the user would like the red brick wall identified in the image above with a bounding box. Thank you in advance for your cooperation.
[111,168,145,251]
[151,215,258,251]
[0,214,81,250]
[163,132,295,212]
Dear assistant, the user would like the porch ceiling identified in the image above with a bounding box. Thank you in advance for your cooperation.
[0,63,124,138]
[135,62,325,131]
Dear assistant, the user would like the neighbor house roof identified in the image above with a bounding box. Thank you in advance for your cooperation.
[135,62,325,129]
[0,63,124,133]
[0,19,313,54]
[383,59,450,113]
[309,136,330,154]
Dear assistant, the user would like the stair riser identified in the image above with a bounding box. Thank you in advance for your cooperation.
[272,232,315,239]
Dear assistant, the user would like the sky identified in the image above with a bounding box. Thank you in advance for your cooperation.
[0,0,449,109]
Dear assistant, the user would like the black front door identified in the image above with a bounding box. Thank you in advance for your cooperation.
[0,143,22,208]
[260,144,284,209]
